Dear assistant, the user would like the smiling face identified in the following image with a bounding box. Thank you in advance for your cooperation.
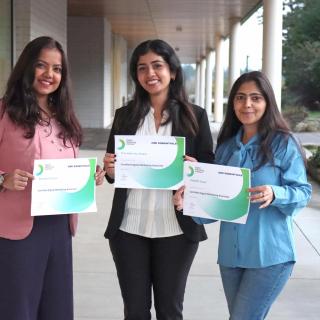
[136,51,174,99]
[233,80,267,135]
[32,48,62,104]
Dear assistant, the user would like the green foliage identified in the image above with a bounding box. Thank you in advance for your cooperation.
[309,146,320,168]
[307,111,320,119]
[305,145,318,154]
[282,105,308,129]
[283,0,320,110]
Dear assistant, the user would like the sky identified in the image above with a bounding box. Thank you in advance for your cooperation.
[187,7,264,73]
[184,6,264,92]
[223,7,264,72]
[239,7,264,71]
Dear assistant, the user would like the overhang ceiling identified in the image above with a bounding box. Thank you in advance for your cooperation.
[68,0,262,64]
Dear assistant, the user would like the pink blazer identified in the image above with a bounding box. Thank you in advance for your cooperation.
[0,103,78,240]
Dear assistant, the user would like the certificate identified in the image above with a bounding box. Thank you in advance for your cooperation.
[115,135,185,190]
[183,161,250,224]
[31,158,97,216]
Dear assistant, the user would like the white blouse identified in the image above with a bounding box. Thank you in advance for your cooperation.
[119,107,183,238]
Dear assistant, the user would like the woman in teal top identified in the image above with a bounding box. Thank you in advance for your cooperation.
[174,71,312,319]
[215,128,311,269]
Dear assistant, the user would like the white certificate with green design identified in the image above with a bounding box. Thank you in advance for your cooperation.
[31,158,97,216]
[183,161,250,224]
[115,135,185,190]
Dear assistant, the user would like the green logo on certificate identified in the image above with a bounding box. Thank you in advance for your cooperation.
[117,139,126,150]
[187,165,195,177]
[35,164,44,176]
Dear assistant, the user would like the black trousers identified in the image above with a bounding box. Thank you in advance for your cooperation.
[109,230,199,320]
[0,215,73,320]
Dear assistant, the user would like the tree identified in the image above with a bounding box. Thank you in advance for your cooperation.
[283,0,320,110]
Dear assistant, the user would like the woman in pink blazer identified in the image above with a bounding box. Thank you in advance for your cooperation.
[0,36,104,320]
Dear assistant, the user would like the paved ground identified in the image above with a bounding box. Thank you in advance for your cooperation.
[294,132,320,146]
[74,127,320,319]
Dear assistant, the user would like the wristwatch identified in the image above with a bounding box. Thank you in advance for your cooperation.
[0,173,6,191]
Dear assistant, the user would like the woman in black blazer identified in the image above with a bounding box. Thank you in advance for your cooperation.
[104,39,214,320]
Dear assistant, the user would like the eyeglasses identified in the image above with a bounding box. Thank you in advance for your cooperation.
[234,93,265,103]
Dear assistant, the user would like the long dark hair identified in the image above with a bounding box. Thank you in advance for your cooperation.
[1,36,82,146]
[217,71,304,168]
[115,39,198,136]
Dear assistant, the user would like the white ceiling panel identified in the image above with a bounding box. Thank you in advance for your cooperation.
[68,0,262,63]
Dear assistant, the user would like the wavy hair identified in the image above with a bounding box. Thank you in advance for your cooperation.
[2,36,82,146]
[115,39,198,136]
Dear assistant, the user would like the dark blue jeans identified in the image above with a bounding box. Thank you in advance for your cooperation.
[220,262,295,320]
[0,215,73,320]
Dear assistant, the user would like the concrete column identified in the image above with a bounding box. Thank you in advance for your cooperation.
[228,18,241,92]
[68,17,113,128]
[205,50,214,118]
[14,0,67,62]
[0,0,12,94]
[103,19,113,127]
[200,58,206,108]
[195,62,201,105]
[262,0,283,109]
[214,35,224,123]
[113,34,128,111]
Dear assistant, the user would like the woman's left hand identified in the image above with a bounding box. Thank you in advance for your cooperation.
[95,165,106,186]
[248,185,274,209]
[184,155,198,162]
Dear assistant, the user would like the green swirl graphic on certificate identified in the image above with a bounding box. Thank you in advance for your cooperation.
[183,161,250,224]
[115,135,185,190]
[31,158,97,216]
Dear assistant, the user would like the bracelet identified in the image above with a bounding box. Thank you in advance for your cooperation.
[0,173,8,192]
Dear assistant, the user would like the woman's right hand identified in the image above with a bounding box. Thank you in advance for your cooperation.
[2,169,34,191]
[173,186,185,211]
[173,155,197,211]
[103,153,116,179]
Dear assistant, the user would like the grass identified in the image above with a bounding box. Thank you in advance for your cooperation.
[307,111,320,119]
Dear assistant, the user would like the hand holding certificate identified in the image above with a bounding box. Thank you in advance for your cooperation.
[31,158,97,216]
[183,161,251,224]
[115,135,185,190]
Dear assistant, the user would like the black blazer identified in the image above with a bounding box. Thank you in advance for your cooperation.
[104,102,214,242]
